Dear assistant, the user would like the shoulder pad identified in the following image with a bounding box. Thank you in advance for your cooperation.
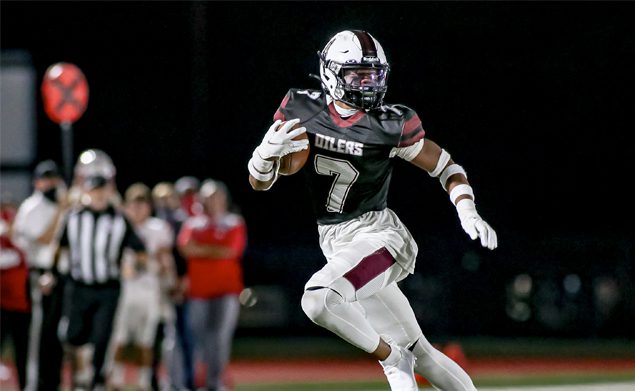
[273,88,325,122]
[291,88,324,101]
[373,103,425,147]
[377,103,416,118]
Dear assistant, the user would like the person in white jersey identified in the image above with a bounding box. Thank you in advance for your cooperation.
[110,183,175,391]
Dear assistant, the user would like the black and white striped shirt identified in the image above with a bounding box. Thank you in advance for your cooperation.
[60,206,145,285]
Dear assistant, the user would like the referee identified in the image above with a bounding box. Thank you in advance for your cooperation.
[45,174,146,390]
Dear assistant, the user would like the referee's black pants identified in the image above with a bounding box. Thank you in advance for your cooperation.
[27,270,65,391]
[60,279,120,388]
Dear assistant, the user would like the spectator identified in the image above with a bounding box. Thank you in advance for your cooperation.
[152,182,194,391]
[110,184,175,391]
[0,202,30,390]
[174,176,200,217]
[46,175,146,391]
[177,180,247,391]
[12,160,67,391]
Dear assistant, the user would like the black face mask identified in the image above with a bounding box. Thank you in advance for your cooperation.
[42,187,58,202]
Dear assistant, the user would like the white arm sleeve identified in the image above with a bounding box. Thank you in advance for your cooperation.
[389,139,424,161]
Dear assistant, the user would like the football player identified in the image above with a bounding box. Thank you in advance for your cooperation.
[248,30,497,391]
[110,184,175,391]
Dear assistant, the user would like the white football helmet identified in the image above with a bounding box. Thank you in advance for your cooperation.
[319,30,389,110]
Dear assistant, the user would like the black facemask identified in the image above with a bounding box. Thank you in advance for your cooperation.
[42,187,58,202]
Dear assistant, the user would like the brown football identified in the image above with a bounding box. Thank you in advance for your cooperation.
[278,122,310,176]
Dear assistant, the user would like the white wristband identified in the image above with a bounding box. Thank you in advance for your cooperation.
[439,164,467,191]
[449,184,474,205]
[429,149,451,177]
[455,197,477,214]
[248,152,276,182]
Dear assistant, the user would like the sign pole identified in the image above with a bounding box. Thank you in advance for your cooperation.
[60,121,74,185]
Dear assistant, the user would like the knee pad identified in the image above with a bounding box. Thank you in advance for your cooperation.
[301,287,345,325]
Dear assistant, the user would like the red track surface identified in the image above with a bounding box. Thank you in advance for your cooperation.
[226,358,635,384]
[2,357,635,388]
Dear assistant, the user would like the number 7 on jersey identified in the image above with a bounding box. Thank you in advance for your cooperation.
[314,154,360,213]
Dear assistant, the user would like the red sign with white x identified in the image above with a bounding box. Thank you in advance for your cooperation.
[41,62,89,125]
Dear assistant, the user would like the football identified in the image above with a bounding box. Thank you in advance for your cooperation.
[278,122,310,176]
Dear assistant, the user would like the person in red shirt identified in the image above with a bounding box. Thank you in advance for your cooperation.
[0,203,31,390]
[177,179,246,391]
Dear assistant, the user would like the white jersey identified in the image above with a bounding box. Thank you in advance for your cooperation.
[12,192,63,270]
[114,217,174,346]
[130,217,173,288]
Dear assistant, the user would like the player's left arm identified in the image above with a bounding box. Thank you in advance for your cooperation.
[405,138,498,250]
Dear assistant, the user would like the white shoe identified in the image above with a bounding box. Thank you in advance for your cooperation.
[379,346,418,391]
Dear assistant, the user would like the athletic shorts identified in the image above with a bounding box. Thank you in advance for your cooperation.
[112,285,160,347]
[306,208,418,299]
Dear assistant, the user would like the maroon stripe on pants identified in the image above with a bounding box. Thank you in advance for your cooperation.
[343,247,395,290]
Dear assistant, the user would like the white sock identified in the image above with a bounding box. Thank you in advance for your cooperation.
[138,366,152,391]
[412,337,477,391]
[381,344,401,366]
[110,362,125,388]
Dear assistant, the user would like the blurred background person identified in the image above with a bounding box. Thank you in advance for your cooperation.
[0,200,31,391]
[153,182,187,232]
[11,160,67,391]
[71,149,120,209]
[151,182,191,391]
[153,181,195,391]
[67,150,120,388]
[174,176,200,217]
[177,179,247,391]
[110,184,175,391]
[47,174,146,391]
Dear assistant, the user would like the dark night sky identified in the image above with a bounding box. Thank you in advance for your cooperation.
[3,1,635,253]
[4,1,635,336]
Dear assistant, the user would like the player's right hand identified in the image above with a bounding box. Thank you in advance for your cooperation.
[255,118,309,160]
[456,199,498,250]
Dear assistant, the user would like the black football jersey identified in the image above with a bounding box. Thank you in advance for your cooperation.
[273,89,425,225]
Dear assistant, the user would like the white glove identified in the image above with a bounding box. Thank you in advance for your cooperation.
[456,198,498,250]
[249,119,309,182]
[255,118,309,160]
